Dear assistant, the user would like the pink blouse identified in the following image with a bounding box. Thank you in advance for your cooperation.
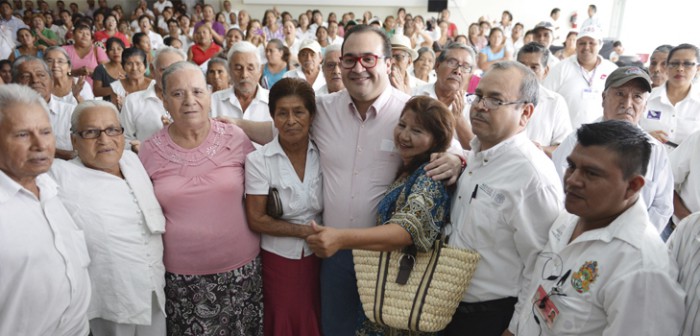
[139,119,259,275]
[63,44,108,86]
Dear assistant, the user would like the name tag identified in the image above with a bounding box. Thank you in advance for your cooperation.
[646,110,662,120]
[533,285,560,329]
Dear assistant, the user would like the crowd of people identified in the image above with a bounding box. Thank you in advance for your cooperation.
[1,1,700,336]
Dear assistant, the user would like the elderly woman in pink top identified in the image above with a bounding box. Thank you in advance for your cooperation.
[139,61,262,335]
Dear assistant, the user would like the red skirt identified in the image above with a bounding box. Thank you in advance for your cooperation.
[261,250,322,336]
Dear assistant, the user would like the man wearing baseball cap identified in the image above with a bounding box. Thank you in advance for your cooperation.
[283,39,326,91]
[543,24,617,130]
[532,21,559,67]
[388,34,426,93]
[552,66,674,233]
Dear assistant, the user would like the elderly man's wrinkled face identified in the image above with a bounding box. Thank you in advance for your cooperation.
[602,79,649,124]
[71,106,124,175]
[299,49,320,73]
[435,48,473,92]
[0,102,55,186]
[322,49,344,93]
[163,67,211,125]
[16,60,52,101]
[230,51,261,95]
[649,51,668,88]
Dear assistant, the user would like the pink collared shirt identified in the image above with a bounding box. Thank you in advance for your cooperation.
[312,86,409,229]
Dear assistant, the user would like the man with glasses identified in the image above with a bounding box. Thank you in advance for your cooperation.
[316,43,344,95]
[13,55,76,159]
[413,42,477,149]
[543,25,617,129]
[514,120,684,336]
[388,34,426,93]
[517,42,572,157]
[284,39,325,91]
[445,61,562,336]
[49,100,167,336]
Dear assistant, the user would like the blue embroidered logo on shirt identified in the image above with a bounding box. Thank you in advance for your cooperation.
[646,110,661,120]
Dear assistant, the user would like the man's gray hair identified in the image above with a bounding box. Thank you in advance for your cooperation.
[161,61,205,94]
[44,46,72,67]
[70,100,120,132]
[12,55,51,83]
[227,41,262,65]
[0,84,50,124]
[490,61,539,107]
[153,46,187,70]
[323,44,342,61]
[436,42,476,65]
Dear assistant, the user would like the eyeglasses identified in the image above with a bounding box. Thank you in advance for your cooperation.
[73,126,124,139]
[668,61,698,69]
[323,61,340,70]
[339,54,385,69]
[466,94,526,110]
[443,57,473,73]
[45,58,69,65]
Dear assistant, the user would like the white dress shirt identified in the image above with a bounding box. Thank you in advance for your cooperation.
[48,97,76,151]
[52,80,95,106]
[640,84,700,150]
[450,132,563,332]
[668,129,700,217]
[543,55,617,129]
[120,84,167,143]
[0,172,91,336]
[668,212,700,336]
[245,137,323,259]
[526,85,572,147]
[110,79,155,99]
[283,67,326,91]
[516,200,685,336]
[210,85,271,122]
[49,151,166,325]
[552,126,674,232]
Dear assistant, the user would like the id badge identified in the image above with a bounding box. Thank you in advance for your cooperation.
[533,285,560,329]
[581,88,598,101]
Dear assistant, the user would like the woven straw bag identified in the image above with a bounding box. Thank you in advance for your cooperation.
[353,238,480,332]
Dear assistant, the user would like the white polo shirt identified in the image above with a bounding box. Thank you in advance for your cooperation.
[640,84,700,150]
[245,137,323,259]
[48,97,76,151]
[210,85,272,122]
[0,172,91,336]
[526,85,572,147]
[668,129,700,217]
[283,67,326,91]
[451,132,563,332]
[543,55,617,129]
[516,200,684,336]
[120,84,168,143]
[552,127,674,232]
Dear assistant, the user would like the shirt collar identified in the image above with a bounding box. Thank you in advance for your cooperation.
[571,198,650,249]
[225,85,269,104]
[343,84,395,118]
[0,170,56,204]
[263,135,317,158]
[469,131,529,164]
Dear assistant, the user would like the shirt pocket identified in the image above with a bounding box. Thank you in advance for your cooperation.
[457,195,503,249]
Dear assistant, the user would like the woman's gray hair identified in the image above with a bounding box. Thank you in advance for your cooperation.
[12,55,51,82]
[153,46,187,70]
[0,84,50,124]
[207,57,229,72]
[44,46,72,67]
[416,46,435,60]
[227,41,262,65]
[70,100,120,132]
[161,61,205,94]
[490,60,539,107]
[323,43,342,58]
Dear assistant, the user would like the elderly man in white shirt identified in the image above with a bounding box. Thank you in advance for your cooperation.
[413,42,476,149]
[445,61,563,336]
[668,212,700,336]
[552,66,674,233]
[517,42,572,157]
[516,120,684,336]
[49,101,167,336]
[543,25,617,129]
[0,84,91,336]
[121,47,186,148]
[316,44,344,95]
[211,41,272,132]
[283,39,326,91]
[13,55,77,159]
[389,34,426,94]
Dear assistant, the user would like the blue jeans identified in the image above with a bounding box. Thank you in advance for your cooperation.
[320,249,360,336]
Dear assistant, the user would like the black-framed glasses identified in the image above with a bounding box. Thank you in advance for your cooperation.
[444,57,473,72]
[668,61,698,69]
[339,54,385,69]
[466,94,526,110]
[73,126,124,139]
[323,61,340,70]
